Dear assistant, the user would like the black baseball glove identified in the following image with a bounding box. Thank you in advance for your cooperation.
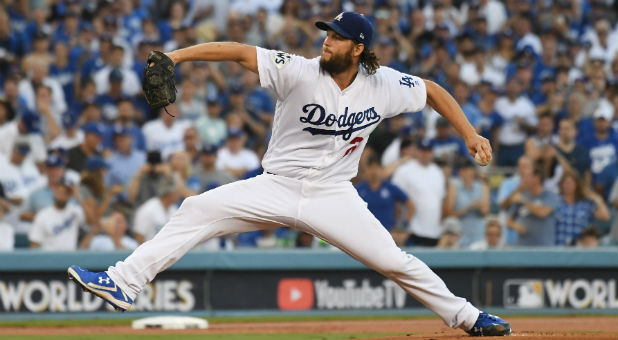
[142,50,176,115]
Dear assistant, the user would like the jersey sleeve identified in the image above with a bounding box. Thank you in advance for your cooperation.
[382,68,427,118]
[256,47,307,100]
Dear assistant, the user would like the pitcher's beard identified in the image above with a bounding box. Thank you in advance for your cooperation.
[320,51,354,75]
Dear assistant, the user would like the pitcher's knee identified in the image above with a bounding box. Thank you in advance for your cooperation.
[377,251,412,276]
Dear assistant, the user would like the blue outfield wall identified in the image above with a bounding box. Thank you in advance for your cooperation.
[1,247,616,271]
[0,248,616,319]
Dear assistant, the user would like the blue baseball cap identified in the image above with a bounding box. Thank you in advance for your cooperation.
[417,138,432,151]
[112,125,131,136]
[46,153,66,167]
[82,122,105,137]
[201,143,219,154]
[85,156,109,171]
[14,142,31,155]
[20,111,41,133]
[62,111,79,128]
[227,128,244,138]
[315,12,375,46]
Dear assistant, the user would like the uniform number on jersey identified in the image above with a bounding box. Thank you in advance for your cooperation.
[271,51,292,69]
[399,76,420,88]
[343,137,364,157]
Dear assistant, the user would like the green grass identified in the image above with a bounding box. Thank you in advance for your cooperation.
[0,314,434,328]
[0,333,400,340]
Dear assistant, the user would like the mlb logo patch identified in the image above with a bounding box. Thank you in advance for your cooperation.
[504,279,544,308]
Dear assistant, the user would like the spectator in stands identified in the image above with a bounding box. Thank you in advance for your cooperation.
[18,58,67,118]
[242,70,274,133]
[34,84,62,139]
[575,226,601,248]
[452,80,481,128]
[28,176,87,251]
[445,158,490,248]
[195,97,227,146]
[476,83,503,149]
[506,167,560,246]
[0,111,47,164]
[93,44,141,98]
[182,127,201,165]
[436,217,462,249]
[49,41,76,107]
[133,177,178,244]
[81,211,138,251]
[355,156,414,234]
[50,111,83,150]
[20,154,68,223]
[494,77,537,166]
[524,112,556,163]
[555,171,609,246]
[143,104,191,160]
[67,122,104,173]
[580,102,618,199]
[193,144,236,190]
[497,155,534,244]
[429,117,468,165]
[0,141,46,234]
[79,156,123,227]
[469,217,504,250]
[544,118,592,192]
[127,151,170,206]
[105,98,146,151]
[169,150,200,197]
[392,139,445,247]
[215,128,260,178]
[0,204,14,251]
[226,82,267,139]
[105,126,146,192]
[177,78,206,122]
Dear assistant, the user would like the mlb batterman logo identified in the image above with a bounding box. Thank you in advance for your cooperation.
[277,278,314,310]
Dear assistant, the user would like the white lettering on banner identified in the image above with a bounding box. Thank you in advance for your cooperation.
[506,279,618,309]
[0,281,25,311]
[544,280,569,307]
[0,280,195,312]
[314,279,406,309]
[23,281,49,312]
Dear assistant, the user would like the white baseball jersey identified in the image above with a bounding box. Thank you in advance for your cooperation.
[28,204,86,251]
[106,47,481,332]
[256,47,427,183]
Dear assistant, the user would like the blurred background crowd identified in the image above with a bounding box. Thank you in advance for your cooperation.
[0,0,617,252]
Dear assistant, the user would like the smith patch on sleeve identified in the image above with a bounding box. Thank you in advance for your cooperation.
[270,51,292,69]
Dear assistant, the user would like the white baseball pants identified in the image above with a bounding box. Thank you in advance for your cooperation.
[107,174,479,329]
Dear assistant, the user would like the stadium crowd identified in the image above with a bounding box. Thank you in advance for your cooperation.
[0,0,617,251]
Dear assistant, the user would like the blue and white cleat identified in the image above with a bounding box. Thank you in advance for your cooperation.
[466,312,511,336]
[67,265,133,312]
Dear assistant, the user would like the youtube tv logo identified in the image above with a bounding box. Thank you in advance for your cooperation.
[277,278,314,310]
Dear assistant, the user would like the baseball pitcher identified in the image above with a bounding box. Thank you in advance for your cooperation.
[68,12,509,336]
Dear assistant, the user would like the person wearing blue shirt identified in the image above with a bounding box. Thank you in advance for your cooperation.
[578,104,618,187]
[49,42,77,107]
[476,84,503,144]
[452,81,481,128]
[430,117,469,164]
[355,156,413,232]
[105,126,146,194]
[103,99,146,152]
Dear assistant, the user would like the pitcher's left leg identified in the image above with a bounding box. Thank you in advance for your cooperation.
[296,181,479,330]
